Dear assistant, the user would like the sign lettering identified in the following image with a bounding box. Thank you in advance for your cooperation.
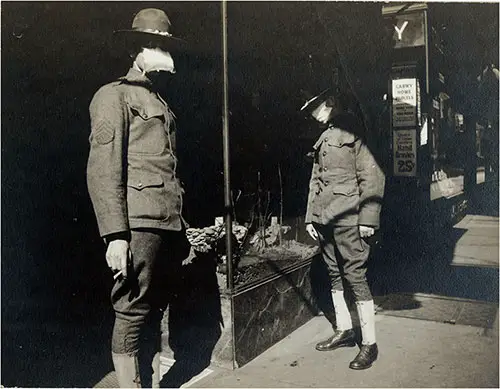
[392,78,417,127]
[391,12,425,49]
[393,129,417,177]
[394,21,408,41]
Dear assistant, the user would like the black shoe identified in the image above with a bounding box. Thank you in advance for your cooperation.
[349,343,378,370]
[315,329,356,351]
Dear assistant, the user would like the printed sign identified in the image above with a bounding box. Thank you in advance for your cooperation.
[392,78,417,127]
[393,129,417,176]
[392,12,426,49]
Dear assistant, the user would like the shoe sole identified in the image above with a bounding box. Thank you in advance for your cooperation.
[315,342,356,352]
[349,362,374,370]
[349,356,377,370]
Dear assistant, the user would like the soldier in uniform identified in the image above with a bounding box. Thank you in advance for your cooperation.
[87,8,188,387]
[302,88,385,370]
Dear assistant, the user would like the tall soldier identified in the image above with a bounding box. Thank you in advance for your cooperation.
[302,88,385,370]
[87,9,188,387]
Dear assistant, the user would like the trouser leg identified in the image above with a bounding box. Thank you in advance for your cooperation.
[333,226,372,302]
[315,224,352,330]
[333,225,378,369]
[110,229,165,387]
[315,223,343,293]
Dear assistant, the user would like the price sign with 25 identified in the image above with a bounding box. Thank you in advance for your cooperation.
[393,129,417,176]
[397,160,415,173]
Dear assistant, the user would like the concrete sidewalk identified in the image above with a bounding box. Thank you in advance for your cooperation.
[190,305,499,388]
[451,214,499,268]
[188,212,499,388]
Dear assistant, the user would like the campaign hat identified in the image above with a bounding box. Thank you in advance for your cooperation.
[114,8,186,51]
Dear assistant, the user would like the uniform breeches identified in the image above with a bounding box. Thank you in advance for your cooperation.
[315,224,372,301]
[111,229,185,354]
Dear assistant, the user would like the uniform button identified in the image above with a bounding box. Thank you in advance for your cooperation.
[324,137,328,142]
[138,182,143,188]
[324,181,329,186]
[323,167,327,171]
[323,151,327,156]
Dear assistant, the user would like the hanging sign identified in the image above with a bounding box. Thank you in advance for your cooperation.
[393,129,417,176]
[392,78,417,127]
[392,12,426,49]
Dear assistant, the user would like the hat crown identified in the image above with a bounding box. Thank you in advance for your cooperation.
[131,8,172,34]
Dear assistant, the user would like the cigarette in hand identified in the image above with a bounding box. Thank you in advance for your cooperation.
[113,270,123,280]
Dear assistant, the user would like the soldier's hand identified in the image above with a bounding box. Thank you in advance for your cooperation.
[306,223,318,241]
[359,225,375,238]
[106,239,130,279]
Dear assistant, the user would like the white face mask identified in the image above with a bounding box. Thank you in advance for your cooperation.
[311,101,332,124]
[136,48,176,74]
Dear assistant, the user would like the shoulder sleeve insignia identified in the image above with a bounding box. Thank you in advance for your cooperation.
[92,118,115,145]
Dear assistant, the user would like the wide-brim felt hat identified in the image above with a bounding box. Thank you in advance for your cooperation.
[300,87,333,113]
[113,8,186,51]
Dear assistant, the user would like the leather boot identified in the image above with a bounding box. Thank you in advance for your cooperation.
[112,352,141,388]
[315,329,356,351]
[349,343,378,370]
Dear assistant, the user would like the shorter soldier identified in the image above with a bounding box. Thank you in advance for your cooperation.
[302,88,385,370]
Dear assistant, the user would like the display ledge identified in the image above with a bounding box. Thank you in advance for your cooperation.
[161,251,321,372]
[230,251,318,295]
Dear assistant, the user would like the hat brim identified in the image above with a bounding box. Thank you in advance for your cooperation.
[113,30,187,51]
[300,88,332,112]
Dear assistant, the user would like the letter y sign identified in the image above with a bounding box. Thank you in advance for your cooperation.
[394,21,408,41]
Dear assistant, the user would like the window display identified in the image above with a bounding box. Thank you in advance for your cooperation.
[429,95,467,200]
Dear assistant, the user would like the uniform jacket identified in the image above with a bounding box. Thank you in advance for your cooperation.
[305,113,385,228]
[87,67,185,238]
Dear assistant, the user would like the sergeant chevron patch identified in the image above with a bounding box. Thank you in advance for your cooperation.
[93,118,115,145]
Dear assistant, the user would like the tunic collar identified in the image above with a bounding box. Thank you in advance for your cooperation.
[119,67,153,86]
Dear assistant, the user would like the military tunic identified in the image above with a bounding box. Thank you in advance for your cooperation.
[87,68,185,238]
[305,113,385,229]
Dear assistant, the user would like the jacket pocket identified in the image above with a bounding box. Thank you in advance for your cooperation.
[128,101,169,155]
[127,173,170,221]
[332,183,358,196]
[129,101,165,121]
[321,130,356,170]
[327,130,356,148]
[128,174,164,190]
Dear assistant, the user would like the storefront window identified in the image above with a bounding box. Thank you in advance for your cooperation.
[429,95,467,200]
